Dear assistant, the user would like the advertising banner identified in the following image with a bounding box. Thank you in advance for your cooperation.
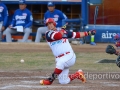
[85,25,120,43]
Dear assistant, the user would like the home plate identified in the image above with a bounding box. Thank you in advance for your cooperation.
[96,59,115,63]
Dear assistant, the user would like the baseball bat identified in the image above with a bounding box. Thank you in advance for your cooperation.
[94,6,99,28]
[91,6,99,43]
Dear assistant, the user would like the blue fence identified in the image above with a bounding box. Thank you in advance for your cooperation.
[85,24,120,43]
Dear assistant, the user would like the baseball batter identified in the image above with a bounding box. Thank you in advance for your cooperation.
[3,0,33,42]
[0,0,8,41]
[35,1,67,43]
[40,18,96,85]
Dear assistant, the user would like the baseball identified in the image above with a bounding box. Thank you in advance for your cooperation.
[40,80,44,85]
[20,59,24,63]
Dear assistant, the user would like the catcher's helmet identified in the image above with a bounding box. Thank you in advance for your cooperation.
[45,18,56,26]
[114,33,120,47]
[115,41,120,47]
[116,56,120,68]
[114,33,120,41]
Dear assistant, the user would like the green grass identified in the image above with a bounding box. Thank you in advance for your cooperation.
[0,51,119,72]
[0,52,55,71]
[73,52,118,72]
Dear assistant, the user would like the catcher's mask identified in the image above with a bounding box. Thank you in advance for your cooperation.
[114,33,120,47]
[115,41,120,47]
[114,33,120,41]
[116,56,120,68]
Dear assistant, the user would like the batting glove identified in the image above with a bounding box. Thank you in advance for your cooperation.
[87,30,96,35]
[61,23,68,30]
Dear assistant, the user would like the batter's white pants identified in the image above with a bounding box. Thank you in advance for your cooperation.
[3,27,32,42]
[55,52,76,84]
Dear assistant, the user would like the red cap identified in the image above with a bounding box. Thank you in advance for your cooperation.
[46,18,56,26]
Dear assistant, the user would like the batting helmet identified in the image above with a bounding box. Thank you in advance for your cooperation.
[45,18,56,26]
[114,33,120,47]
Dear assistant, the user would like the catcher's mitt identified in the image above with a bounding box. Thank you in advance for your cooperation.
[106,45,116,54]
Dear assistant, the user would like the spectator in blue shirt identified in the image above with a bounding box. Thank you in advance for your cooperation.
[35,1,67,43]
[3,0,33,42]
[0,0,8,41]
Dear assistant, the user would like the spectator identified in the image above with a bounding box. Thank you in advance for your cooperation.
[0,0,8,41]
[35,1,67,43]
[6,8,14,28]
[3,0,33,42]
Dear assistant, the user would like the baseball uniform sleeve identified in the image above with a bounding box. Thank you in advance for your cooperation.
[59,11,67,20]
[24,12,33,28]
[43,12,48,25]
[3,5,8,27]
[63,31,80,38]
[10,11,16,27]
[66,31,91,38]
[43,17,46,26]
[46,31,63,41]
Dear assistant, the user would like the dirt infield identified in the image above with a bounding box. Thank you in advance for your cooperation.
[0,43,120,90]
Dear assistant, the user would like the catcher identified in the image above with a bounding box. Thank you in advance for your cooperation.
[40,18,96,85]
[106,33,120,68]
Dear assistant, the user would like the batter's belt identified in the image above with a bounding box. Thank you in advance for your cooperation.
[56,52,70,58]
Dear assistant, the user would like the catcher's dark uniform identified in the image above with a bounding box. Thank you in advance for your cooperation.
[106,45,120,68]
[105,33,120,68]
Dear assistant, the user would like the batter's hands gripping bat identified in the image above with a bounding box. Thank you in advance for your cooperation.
[87,30,96,35]
[61,22,96,35]
[61,23,68,30]
[60,23,69,38]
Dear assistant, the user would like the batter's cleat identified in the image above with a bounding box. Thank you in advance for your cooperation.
[76,70,86,83]
[40,79,52,85]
